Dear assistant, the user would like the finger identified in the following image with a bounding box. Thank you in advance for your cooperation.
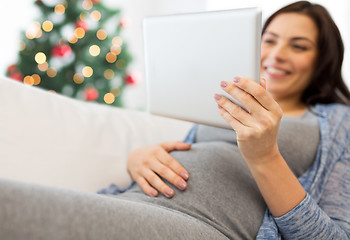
[157,151,189,182]
[217,104,244,132]
[134,176,159,197]
[156,148,190,180]
[151,160,187,191]
[220,80,260,114]
[260,77,267,90]
[161,141,192,152]
[159,142,190,180]
[144,169,175,198]
[232,76,277,111]
[214,94,252,126]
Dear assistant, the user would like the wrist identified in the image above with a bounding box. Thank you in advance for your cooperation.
[246,151,284,177]
[244,144,282,168]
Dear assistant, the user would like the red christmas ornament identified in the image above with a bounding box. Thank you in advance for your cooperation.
[10,73,24,82]
[125,73,140,85]
[7,64,23,82]
[51,44,72,57]
[84,87,99,101]
[7,64,17,75]
[75,20,88,32]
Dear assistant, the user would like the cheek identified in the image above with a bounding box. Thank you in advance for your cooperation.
[260,48,268,64]
[294,55,316,76]
[292,55,316,92]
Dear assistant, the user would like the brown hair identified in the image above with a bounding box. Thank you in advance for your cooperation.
[262,1,350,106]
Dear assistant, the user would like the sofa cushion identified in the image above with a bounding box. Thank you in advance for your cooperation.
[0,77,192,192]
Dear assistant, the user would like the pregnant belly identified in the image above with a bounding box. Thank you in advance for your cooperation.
[118,141,266,239]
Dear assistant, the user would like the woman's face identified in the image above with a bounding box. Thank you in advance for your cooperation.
[261,13,318,103]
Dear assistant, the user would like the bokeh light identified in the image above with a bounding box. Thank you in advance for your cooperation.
[112,36,123,46]
[32,74,41,85]
[74,27,85,39]
[55,4,65,15]
[106,52,117,63]
[38,62,48,71]
[104,69,114,79]
[47,68,57,78]
[73,73,84,84]
[42,20,53,32]
[82,66,93,77]
[26,22,42,39]
[110,87,121,97]
[23,76,34,86]
[96,29,107,40]
[104,93,115,104]
[82,0,93,10]
[68,36,78,44]
[89,45,100,56]
[19,41,26,51]
[25,32,35,40]
[80,13,86,21]
[91,10,101,21]
[35,52,46,64]
[110,44,121,55]
[116,59,126,69]
[36,30,43,38]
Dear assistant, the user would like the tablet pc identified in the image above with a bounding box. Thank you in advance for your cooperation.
[143,8,262,129]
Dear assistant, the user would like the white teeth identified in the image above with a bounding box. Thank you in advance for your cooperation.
[266,67,288,75]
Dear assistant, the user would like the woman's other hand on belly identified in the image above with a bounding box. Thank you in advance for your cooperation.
[127,141,191,198]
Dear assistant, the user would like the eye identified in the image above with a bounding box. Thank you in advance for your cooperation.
[263,39,276,45]
[292,44,308,51]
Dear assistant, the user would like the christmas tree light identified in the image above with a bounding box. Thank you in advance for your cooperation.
[96,29,107,40]
[42,20,53,32]
[35,52,46,64]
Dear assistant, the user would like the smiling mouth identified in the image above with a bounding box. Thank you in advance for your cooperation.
[264,67,291,78]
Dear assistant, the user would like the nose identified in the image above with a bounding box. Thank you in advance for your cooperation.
[268,43,288,63]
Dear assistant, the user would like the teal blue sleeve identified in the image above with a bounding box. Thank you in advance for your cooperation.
[274,193,349,239]
[183,124,198,143]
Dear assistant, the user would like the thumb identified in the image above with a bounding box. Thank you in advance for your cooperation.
[161,141,192,152]
[260,77,267,90]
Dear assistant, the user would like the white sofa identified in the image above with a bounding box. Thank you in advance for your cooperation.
[0,76,192,192]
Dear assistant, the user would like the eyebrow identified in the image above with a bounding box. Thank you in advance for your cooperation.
[263,31,316,45]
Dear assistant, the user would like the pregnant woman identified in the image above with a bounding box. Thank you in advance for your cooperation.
[1,1,349,239]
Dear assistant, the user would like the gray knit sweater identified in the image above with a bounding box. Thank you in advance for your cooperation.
[255,104,350,239]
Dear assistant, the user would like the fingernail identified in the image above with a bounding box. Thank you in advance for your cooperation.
[214,94,222,100]
[233,77,240,83]
[165,189,174,198]
[177,180,187,190]
[150,189,158,197]
[220,81,227,88]
[180,172,189,180]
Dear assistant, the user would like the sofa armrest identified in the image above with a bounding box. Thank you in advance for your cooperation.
[0,77,192,192]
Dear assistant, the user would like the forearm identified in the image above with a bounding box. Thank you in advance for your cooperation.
[274,194,349,239]
[247,153,306,217]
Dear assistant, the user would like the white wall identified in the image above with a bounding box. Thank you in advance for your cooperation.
[0,1,40,75]
[207,0,350,88]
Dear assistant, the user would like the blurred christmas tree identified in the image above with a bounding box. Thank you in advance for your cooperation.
[6,0,135,107]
